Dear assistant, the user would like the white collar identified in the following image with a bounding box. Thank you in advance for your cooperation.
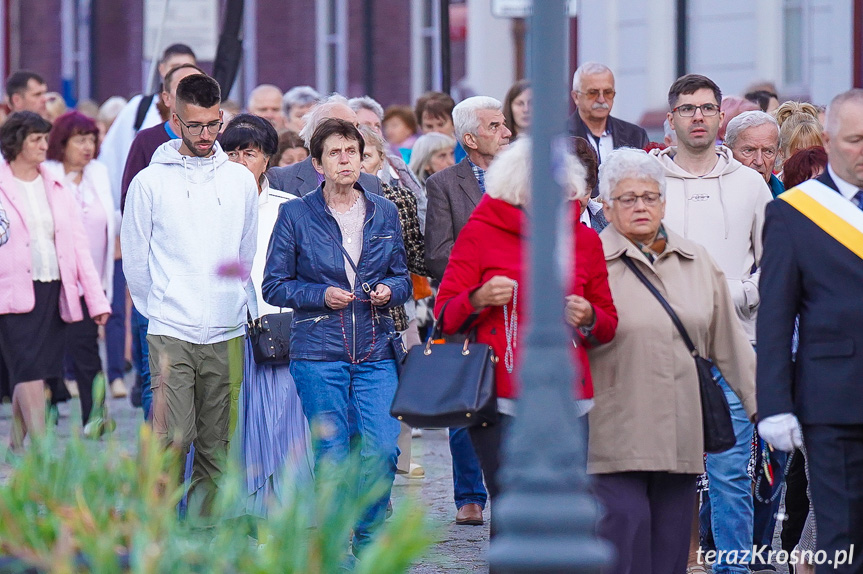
[827,164,862,201]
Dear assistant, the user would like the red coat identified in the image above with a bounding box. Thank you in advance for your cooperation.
[434,195,617,400]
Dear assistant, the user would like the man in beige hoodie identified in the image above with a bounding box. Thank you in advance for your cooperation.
[650,74,773,574]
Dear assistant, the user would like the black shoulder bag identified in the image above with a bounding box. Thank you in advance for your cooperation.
[390,301,498,428]
[620,254,736,454]
[247,308,293,366]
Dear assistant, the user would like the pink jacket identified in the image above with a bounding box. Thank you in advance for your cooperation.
[0,161,111,322]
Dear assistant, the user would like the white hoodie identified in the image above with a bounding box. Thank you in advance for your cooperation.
[651,146,773,342]
[122,139,258,345]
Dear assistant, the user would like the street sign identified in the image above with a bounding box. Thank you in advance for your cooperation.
[491,0,578,18]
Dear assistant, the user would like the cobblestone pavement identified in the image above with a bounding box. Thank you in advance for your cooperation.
[0,374,490,573]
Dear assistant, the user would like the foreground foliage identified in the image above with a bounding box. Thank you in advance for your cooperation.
[0,425,432,573]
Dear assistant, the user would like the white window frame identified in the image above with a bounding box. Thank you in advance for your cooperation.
[411,0,443,102]
[316,0,348,95]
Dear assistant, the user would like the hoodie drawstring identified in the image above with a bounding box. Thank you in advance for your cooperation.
[182,156,190,198]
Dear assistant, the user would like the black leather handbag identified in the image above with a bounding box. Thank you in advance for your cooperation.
[390,302,498,428]
[621,255,736,454]
[247,309,293,366]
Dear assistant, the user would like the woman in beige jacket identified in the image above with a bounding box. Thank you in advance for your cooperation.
[587,148,756,574]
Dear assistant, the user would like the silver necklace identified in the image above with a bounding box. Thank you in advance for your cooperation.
[502,280,518,374]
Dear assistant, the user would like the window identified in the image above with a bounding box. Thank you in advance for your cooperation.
[411,0,443,101]
[316,0,347,95]
[783,0,809,90]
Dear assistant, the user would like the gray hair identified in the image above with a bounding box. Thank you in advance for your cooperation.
[825,88,863,136]
[408,132,456,185]
[452,96,503,146]
[358,123,386,154]
[724,111,779,149]
[598,148,667,204]
[97,96,127,125]
[282,85,321,115]
[298,93,351,146]
[572,62,612,92]
[484,137,587,207]
[348,96,385,121]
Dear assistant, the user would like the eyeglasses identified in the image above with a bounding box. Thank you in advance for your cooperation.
[175,115,223,136]
[736,146,777,160]
[671,104,720,117]
[611,192,662,207]
[226,149,263,162]
[576,89,616,100]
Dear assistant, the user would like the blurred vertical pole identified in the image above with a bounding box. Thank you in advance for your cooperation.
[363,0,375,97]
[77,0,92,102]
[440,0,450,94]
[676,0,688,78]
[60,0,75,105]
[486,0,611,572]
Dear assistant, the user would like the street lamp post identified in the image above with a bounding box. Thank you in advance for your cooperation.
[486,1,612,572]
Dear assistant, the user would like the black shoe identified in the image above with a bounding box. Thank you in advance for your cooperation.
[130,377,142,408]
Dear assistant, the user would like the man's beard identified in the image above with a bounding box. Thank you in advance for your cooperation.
[182,133,215,158]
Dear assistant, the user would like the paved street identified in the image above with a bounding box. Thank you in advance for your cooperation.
[0,373,490,573]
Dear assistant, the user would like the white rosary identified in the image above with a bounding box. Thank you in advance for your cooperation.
[502,280,518,374]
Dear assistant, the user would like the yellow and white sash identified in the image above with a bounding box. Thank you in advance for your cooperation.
[780,179,863,260]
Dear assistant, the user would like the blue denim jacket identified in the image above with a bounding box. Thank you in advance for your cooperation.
[262,183,412,362]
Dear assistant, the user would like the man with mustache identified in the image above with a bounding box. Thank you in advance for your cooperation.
[567,62,649,166]
[650,74,773,574]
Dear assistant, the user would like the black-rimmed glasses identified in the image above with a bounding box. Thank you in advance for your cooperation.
[175,115,223,136]
[671,104,720,117]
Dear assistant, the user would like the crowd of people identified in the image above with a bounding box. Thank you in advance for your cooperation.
[1,41,862,573]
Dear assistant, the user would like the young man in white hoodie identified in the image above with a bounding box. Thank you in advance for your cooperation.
[121,74,258,517]
[651,74,773,574]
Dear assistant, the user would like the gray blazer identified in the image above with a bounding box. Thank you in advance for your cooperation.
[266,156,383,198]
[424,158,483,281]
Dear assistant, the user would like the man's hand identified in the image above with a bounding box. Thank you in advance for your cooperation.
[92,313,110,326]
[370,284,392,306]
[469,276,514,310]
[757,413,804,452]
[325,287,354,310]
[564,294,595,328]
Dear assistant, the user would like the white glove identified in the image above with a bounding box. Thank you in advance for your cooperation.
[757,413,804,452]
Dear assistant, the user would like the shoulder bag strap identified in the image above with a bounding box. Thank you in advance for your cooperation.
[133,94,155,133]
[619,253,700,358]
[302,195,372,294]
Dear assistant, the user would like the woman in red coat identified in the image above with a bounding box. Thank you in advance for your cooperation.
[434,137,617,502]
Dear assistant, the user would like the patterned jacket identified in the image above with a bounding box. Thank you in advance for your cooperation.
[379,182,429,330]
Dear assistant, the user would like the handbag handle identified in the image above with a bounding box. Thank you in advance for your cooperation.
[620,254,701,359]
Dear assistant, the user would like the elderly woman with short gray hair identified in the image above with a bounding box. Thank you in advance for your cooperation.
[434,137,617,508]
[587,148,756,574]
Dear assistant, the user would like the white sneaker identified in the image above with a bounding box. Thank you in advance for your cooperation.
[110,378,128,399]
[411,428,423,438]
[66,380,79,397]
[407,462,425,479]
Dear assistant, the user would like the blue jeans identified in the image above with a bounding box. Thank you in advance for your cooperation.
[290,359,400,553]
[104,259,127,381]
[130,306,151,419]
[449,427,487,509]
[703,370,754,574]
